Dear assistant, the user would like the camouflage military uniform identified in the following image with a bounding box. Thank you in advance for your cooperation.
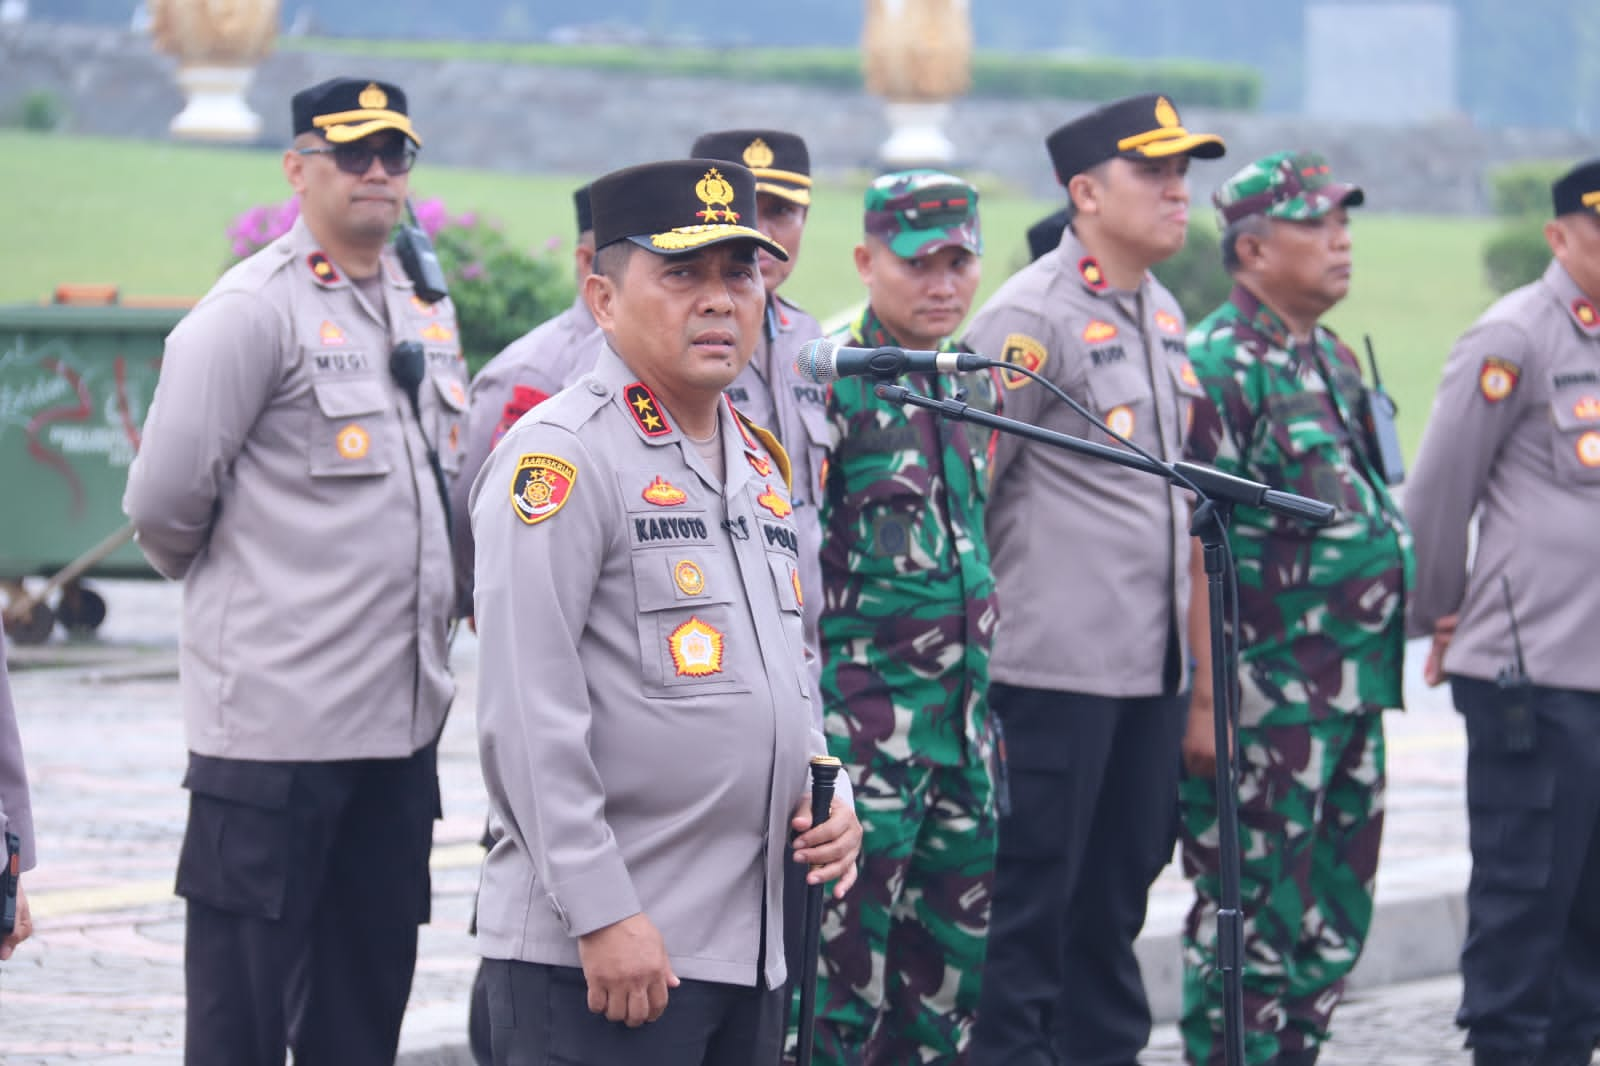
[804,172,999,1066]
[1179,153,1414,1066]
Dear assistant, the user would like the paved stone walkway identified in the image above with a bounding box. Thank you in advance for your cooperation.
[0,578,1483,1063]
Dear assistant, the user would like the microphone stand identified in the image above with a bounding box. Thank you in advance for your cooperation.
[872,382,1334,1066]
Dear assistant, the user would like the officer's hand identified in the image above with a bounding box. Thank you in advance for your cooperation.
[1,882,32,961]
[1182,689,1222,778]
[1423,614,1458,687]
[790,797,863,899]
[576,912,679,1027]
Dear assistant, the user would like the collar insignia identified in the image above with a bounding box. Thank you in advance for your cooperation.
[625,383,672,437]
[1078,256,1108,292]
[307,252,340,285]
[746,451,772,476]
[1572,298,1600,334]
[642,476,689,507]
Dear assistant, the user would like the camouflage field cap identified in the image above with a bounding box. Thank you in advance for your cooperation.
[1214,150,1365,225]
[863,169,982,259]
[1552,157,1600,218]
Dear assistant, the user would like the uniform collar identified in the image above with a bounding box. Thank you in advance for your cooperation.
[284,215,414,299]
[1545,259,1600,338]
[1227,283,1300,350]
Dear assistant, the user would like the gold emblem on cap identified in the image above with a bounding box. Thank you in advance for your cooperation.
[1155,96,1179,128]
[742,137,775,169]
[358,83,388,109]
[695,168,740,223]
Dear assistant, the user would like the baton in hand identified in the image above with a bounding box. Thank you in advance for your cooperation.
[795,755,843,1066]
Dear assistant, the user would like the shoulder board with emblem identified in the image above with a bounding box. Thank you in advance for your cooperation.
[624,382,673,437]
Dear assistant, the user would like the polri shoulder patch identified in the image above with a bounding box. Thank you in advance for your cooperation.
[1478,357,1520,403]
[511,453,577,525]
[625,383,672,437]
[1000,333,1048,390]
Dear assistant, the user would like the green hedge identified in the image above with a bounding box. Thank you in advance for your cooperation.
[1153,225,1232,323]
[1487,159,1568,218]
[284,38,1260,110]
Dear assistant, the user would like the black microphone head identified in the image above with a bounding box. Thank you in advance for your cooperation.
[794,337,838,385]
[389,340,426,398]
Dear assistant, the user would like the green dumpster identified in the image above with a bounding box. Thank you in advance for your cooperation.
[0,301,187,639]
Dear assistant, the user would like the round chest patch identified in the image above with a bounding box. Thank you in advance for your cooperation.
[674,560,706,596]
[1577,430,1600,468]
[1106,405,1136,439]
[336,424,370,460]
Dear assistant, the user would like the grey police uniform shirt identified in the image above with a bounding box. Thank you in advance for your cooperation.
[723,294,830,677]
[470,344,825,991]
[449,295,602,612]
[123,217,466,760]
[1407,258,1600,691]
[0,630,35,871]
[963,229,1199,696]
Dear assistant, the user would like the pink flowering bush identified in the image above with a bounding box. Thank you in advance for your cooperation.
[224,196,574,374]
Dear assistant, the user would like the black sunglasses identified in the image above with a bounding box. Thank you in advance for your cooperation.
[298,141,417,177]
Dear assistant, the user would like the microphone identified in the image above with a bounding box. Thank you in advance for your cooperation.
[793,337,990,385]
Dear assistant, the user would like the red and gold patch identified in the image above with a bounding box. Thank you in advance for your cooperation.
[1573,298,1600,332]
[756,483,792,519]
[1575,396,1600,422]
[728,396,760,451]
[510,453,577,525]
[1180,359,1201,389]
[790,565,804,607]
[746,451,772,477]
[1078,256,1108,292]
[673,560,706,596]
[319,320,346,346]
[1478,358,1520,403]
[448,423,460,451]
[421,322,455,344]
[1082,320,1119,344]
[307,252,340,285]
[448,380,467,407]
[626,383,672,437]
[642,475,689,507]
[335,423,369,459]
[1155,310,1182,336]
[999,333,1048,390]
[668,616,725,677]
[1106,405,1136,439]
[493,385,550,446]
[1578,431,1600,468]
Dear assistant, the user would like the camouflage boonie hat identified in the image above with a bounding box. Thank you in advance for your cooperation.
[1214,150,1364,225]
[863,169,982,259]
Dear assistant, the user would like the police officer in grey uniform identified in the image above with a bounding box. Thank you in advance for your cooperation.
[123,77,467,1066]
[469,158,862,1066]
[0,629,35,961]
[962,94,1226,1066]
[689,129,829,654]
[450,183,602,615]
[1408,157,1600,1066]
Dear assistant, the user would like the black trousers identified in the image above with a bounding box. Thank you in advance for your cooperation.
[483,959,784,1066]
[179,744,439,1066]
[970,684,1187,1066]
[1452,678,1600,1060]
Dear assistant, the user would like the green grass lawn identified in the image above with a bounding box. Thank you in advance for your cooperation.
[0,129,1501,457]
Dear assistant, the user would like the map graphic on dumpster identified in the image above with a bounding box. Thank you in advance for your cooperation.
[0,307,179,579]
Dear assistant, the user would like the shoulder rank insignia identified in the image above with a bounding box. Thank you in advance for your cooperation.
[307,252,340,286]
[1078,256,1108,293]
[1478,357,1520,403]
[1572,298,1600,335]
[1083,320,1119,343]
[643,475,689,507]
[510,453,577,525]
[746,451,772,476]
[1155,310,1182,336]
[669,616,725,677]
[625,383,672,437]
[1000,333,1048,390]
[756,483,792,519]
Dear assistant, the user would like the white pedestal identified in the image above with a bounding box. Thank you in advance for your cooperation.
[879,100,957,167]
[169,65,262,143]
